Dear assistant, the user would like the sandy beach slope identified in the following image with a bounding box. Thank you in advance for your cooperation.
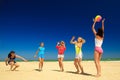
[0,61,120,80]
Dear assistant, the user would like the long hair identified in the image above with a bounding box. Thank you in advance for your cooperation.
[96,28,104,38]
[8,51,15,58]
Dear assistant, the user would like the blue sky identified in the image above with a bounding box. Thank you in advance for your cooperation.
[0,0,120,60]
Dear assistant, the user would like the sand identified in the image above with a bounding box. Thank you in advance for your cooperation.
[0,61,120,80]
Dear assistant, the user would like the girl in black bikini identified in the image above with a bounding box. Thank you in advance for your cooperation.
[5,51,27,71]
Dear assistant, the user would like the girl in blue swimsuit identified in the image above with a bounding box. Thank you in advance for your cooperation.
[34,42,45,71]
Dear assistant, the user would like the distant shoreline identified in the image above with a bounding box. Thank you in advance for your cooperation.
[0,58,120,62]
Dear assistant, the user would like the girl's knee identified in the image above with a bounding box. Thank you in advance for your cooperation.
[10,62,14,65]
[74,61,77,65]
[94,60,97,64]
[94,60,99,65]
[15,64,20,67]
[41,62,44,64]
[59,61,62,64]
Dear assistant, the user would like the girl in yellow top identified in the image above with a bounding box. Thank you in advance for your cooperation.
[70,36,85,74]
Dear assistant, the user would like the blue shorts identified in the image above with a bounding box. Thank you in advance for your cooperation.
[38,54,44,59]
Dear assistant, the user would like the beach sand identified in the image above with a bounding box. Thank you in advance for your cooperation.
[0,61,120,80]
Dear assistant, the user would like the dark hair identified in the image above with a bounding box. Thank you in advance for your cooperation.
[8,51,15,58]
[96,28,104,38]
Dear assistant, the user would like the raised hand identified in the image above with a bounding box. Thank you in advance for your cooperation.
[93,18,96,23]
[102,18,105,23]
[72,36,75,40]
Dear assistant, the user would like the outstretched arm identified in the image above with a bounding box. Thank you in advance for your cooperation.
[16,55,27,62]
[5,58,9,66]
[70,36,76,44]
[92,19,97,36]
[102,18,105,31]
[34,49,39,58]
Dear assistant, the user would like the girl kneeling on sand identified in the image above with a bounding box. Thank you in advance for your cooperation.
[5,51,27,71]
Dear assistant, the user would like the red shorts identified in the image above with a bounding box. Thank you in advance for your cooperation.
[95,47,103,54]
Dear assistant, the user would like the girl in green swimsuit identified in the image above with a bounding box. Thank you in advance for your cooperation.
[70,36,85,74]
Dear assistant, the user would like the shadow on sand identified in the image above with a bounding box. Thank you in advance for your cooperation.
[52,70,61,72]
[6,70,19,71]
[80,72,94,76]
[66,71,95,77]
[34,69,42,72]
[66,71,78,74]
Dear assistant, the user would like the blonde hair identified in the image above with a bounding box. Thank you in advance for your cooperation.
[78,37,85,43]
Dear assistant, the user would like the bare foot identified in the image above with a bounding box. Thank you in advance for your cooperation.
[11,69,15,71]
[41,68,43,71]
[39,68,42,71]
[60,69,63,72]
[80,71,85,74]
[13,70,19,71]
[10,69,12,71]
[12,68,19,71]
[75,70,79,74]
[61,69,64,72]
[95,74,101,77]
